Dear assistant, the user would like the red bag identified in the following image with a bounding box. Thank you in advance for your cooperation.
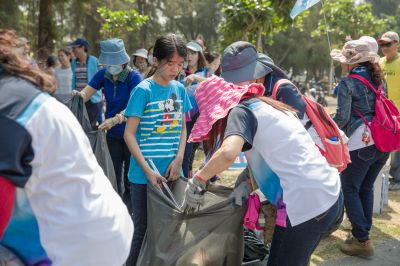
[349,74,400,152]
[272,79,351,172]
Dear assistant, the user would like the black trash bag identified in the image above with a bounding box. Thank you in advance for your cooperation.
[66,95,92,133]
[137,178,246,266]
[66,95,117,190]
[243,228,269,263]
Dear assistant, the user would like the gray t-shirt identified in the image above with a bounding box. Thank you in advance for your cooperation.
[54,67,72,103]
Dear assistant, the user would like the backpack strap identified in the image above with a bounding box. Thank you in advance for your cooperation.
[348,74,382,94]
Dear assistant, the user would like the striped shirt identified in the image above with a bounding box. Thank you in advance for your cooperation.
[125,79,191,184]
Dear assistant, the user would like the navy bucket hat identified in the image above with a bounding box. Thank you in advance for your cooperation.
[98,38,130,65]
[221,41,288,83]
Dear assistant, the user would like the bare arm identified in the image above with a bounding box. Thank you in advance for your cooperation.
[79,85,98,103]
[166,116,187,180]
[196,135,245,181]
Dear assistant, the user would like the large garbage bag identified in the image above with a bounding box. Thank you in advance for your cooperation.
[137,177,246,266]
[243,228,269,264]
[66,95,117,190]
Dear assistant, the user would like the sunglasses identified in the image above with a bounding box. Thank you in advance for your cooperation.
[380,42,395,48]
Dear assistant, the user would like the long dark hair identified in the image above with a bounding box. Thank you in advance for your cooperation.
[188,40,207,72]
[204,96,296,157]
[0,29,55,93]
[146,33,187,78]
[359,61,384,87]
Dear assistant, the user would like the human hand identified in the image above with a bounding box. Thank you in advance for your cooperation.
[185,74,196,86]
[71,90,82,97]
[166,158,182,182]
[183,175,207,209]
[147,171,167,189]
[98,118,115,131]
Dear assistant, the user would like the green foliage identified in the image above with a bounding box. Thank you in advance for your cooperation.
[97,2,148,39]
[217,0,301,50]
[313,0,389,45]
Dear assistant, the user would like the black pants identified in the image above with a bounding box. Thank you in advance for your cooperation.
[85,101,100,129]
[106,136,131,212]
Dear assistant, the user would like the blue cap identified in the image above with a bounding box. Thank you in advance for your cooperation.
[69,38,89,49]
[98,38,130,65]
[186,41,202,53]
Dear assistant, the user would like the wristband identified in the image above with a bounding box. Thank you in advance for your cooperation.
[195,174,207,183]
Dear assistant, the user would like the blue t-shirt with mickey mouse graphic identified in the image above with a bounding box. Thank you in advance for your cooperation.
[125,79,191,184]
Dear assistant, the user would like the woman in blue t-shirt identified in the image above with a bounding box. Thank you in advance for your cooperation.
[123,33,191,265]
[74,38,142,209]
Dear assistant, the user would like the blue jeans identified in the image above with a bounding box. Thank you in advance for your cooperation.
[267,193,343,266]
[390,151,400,183]
[128,183,147,266]
[341,145,389,241]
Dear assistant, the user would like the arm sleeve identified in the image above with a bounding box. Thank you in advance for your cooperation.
[23,98,133,266]
[88,69,105,90]
[276,83,306,119]
[224,105,258,151]
[333,79,352,129]
[125,86,148,118]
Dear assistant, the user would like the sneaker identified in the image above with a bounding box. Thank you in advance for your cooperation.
[340,238,374,258]
[389,181,400,191]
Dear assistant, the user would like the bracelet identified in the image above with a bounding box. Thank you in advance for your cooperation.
[111,117,116,125]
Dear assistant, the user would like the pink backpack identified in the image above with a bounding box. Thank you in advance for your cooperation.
[349,74,400,152]
[243,194,265,231]
[272,79,351,172]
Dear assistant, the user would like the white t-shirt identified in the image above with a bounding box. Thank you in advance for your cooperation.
[225,98,341,226]
[54,67,73,103]
[23,96,133,265]
[347,124,374,151]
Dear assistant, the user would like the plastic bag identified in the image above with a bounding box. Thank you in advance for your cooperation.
[137,178,246,266]
[66,96,117,190]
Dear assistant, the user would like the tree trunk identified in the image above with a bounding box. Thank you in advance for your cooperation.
[38,0,56,64]
[256,26,263,52]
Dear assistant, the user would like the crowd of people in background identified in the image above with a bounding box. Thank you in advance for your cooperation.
[1,27,400,266]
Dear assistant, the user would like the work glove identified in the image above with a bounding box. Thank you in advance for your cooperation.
[229,181,251,206]
[182,175,207,210]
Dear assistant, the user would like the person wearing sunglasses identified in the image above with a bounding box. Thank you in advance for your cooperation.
[378,31,400,191]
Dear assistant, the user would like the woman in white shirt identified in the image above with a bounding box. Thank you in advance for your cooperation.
[54,48,73,103]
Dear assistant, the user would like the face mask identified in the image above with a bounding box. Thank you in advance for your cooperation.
[147,55,153,65]
[15,47,25,55]
[107,65,123,75]
[136,62,148,71]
